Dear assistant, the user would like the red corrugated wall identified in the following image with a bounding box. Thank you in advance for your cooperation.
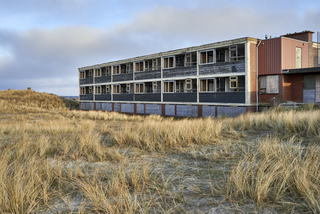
[258,38,282,75]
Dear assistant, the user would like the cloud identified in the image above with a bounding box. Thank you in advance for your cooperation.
[0,1,319,95]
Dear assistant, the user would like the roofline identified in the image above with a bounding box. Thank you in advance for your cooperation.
[79,37,258,71]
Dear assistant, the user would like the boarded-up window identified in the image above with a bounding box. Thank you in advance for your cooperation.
[303,75,315,89]
[259,75,279,94]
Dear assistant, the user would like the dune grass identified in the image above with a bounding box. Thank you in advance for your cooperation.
[1,89,320,213]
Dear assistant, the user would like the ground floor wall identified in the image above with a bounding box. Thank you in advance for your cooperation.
[79,102,255,118]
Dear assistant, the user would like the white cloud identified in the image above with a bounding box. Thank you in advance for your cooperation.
[0,1,319,95]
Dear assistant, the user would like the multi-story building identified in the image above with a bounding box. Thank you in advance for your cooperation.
[79,30,320,117]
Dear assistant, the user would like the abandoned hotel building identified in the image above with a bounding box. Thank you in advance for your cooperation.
[79,30,320,117]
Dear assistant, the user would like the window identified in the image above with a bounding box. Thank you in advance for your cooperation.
[175,55,185,67]
[113,85,120,94]
[88,86,92,94]
[229,44,245,61]
[296,47,302,68]
[95,86,101,94]
[185,79,192,91]
[80,72,85,79]
[144,82,152,93]
[164,82,174,93]
[200,79,215,92]
[185,52,197,66]
[95,68,101,77]
[102,67,111,76]
[175,80,184,93]
[216,78,225,92]
[85,70,92,78]
[152,58,161,70]
[113,65,120,75]
[126,63,133,73]
[164,57,174,68]
[135,61,144,72]
[106,67,111,76]
[126,83,131,94]
[101,85,110,94]
[229,76,238,89]
[120,64,126,74]
[145,60,152,71]
[259,75,279,94]
[80,87,85,94]
[200,50,214,64]
[216,49,226,62]
[152,81,157,93]
[135,83,144,93]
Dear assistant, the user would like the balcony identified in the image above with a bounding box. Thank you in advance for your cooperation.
[163,66,197,78]
[95,76,111,84]
[199,60,245,76]
[199,92,245,103]
[80,78,93,85]
[80,94,93,101]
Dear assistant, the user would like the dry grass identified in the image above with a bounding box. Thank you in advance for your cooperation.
[223,136,320,213]
[1,89,320,213]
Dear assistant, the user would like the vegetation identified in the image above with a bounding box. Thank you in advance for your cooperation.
[0,89,320,213]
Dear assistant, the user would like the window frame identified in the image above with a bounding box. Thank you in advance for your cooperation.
[113,84,120,94]
[259,75,279,94]
[135,61,144,72]
[163,56,174,69]
[113,65,120,75]
[135,83,144,94]
[200,78,215,92]
[164,81,174,93]
[200,50,215,64]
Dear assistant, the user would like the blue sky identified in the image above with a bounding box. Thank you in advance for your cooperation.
[0,0,319,96]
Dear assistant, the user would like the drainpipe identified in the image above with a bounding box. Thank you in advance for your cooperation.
[256,40,262,112]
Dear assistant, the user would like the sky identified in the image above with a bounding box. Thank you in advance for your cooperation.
[0,0,319,96]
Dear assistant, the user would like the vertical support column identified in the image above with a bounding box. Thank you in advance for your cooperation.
[198,105,202,118]
[93,68,95,102]
[133,62,135,102]
[175,104,177,117]
[196,51,200,103]
[215,105,218,118]
[161,56,164,103]
[134,103,137,115]
[111,66,114,102]
[162,104,165,116]
[245,42,251,105]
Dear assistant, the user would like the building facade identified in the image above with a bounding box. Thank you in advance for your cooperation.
[258,31,320,106]
[79,30,320,117]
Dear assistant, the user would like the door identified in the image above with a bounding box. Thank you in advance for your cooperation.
[303,75,315,103]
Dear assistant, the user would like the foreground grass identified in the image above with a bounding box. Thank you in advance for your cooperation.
[1,90,320,213]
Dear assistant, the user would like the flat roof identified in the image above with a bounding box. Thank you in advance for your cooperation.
[79,37,258,71]
[282,66,320,74]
